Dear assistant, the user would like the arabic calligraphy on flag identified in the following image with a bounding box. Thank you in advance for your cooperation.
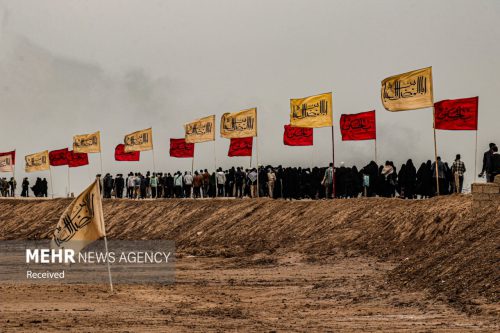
[290,92,332,128]
[124,128,153,152]
[381,67,433,111]
[0,155,14,172]
[434,97,478,131]
[25,150,50,173]
[340,111,376,141]
[283,125,313,146]
[0,150,15,165]
[185,115,215,143]
[67,150,89,168]
[220,108,257,138]
[170,138,194,158]
[51,179,105,253]
[115,144,140,161]
[228,137,253,157]
[49,148,69,166]
[73,131,101,153]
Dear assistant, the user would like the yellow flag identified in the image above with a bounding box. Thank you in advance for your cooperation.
[124,128,153,152]
[52,179,105,253]
[185,115,216,143]
[221,108,257,138]
[25,150,50,172]
[73,131,101,153]
[290,92,332,128]
[381,67,433,111]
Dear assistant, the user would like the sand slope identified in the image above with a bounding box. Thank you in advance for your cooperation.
[0,196,498,315]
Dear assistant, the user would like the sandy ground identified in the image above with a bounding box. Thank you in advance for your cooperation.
[1,253,498,332]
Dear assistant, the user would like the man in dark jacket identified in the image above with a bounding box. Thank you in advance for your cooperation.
[490,145,500,181]
[114,174,125,198]
[479,143,497,182]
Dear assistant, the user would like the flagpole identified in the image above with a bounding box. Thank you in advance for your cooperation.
[255,108,259,198]
[331,125,336,198]
[152,148,156,175]
[213,140,217,197]
[474,98,479,182]
[213,140,217,171]
[12,151,16,197]
[474,130,478,182]
[432,106,440,195]
[96,176,113,293]
[67,166,71,198]
[49,166,54,199]
[99,151,104,176]
[374,139,378,164]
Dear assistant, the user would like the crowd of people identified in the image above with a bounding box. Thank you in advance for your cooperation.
[95,143,498,200]
[6,143,500,200]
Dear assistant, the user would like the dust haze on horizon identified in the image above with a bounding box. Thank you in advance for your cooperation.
[0,0,499,196]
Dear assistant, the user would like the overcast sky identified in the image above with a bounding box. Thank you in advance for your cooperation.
[1,0,499,196]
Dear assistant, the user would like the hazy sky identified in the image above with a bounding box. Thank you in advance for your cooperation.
[1,0,499,196]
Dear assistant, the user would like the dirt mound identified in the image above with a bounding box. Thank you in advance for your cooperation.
[0,196,498,312]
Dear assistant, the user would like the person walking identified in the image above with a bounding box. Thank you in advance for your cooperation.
[174,172,183,198]
[451,154,466,193]
[21,178,29,197]
[431,157,446,195]
[150,173,158,198]
[183,171,193,198]
[216,168,226,197]
[267,168,276,198]
[192,171,203,198]
[322,163,334,199]
[479,143,497,182]
[490,145,500,181]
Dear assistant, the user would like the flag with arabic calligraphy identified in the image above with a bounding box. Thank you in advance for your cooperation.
[228,137,253,157]
[381,67,433,111]
[283,125,313,146]
[340,111,376,141]
[115,144,140,161]
[0,150,15,165]
[25,150,50,172]
[170,138,194,158]
[185,115,216,143]
[290,92,332,128]
[434,97,478,130]
[124,128,153,152]
[51,179,105,253]
[220,108,257,138]
[67,150,89,168]
[73,131,101,153]
[49,148,69,166]
[0,155,14,172]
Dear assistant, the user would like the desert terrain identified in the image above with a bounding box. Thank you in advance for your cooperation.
[0,196,498,332]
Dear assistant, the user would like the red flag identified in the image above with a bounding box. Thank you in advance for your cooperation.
[170,139,194,158]
[283,125,313,146]
[228,137,253,157]
[49,148,69,166]
[0,150,15,164]
[67,150,89,168]
[434,97,478,130]
[115,144,140,161]
[340,111,376,141]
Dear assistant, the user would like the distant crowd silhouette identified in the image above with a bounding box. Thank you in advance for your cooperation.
[6,143,499,200]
